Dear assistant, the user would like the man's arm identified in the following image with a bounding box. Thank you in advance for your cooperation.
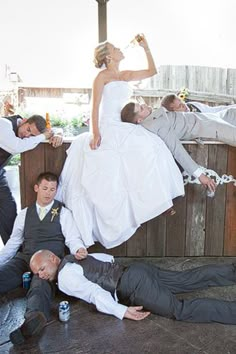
[0,208,26,266]
[59,263,127,319]
[0,119,45,154]
[60,207,87,256]
[154,125,216,190]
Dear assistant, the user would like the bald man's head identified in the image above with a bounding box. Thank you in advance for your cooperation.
[30,250,60,281]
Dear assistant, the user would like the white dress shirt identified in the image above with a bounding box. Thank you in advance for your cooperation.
[58,253,128,320]
[0,200,86,266]
[0,117,45,155]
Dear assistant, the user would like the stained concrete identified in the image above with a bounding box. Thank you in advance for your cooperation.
[1,257,236,354]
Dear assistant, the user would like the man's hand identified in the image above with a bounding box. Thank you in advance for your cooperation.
[75,248,88,260]
[124,306,150,321]
[199,174,216,193]
[43,129,54,140]
[49,134,63,148]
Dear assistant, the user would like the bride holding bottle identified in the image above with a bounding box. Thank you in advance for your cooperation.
[57,34,184,249]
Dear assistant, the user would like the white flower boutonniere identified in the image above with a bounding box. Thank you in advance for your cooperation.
[51,207,59,222]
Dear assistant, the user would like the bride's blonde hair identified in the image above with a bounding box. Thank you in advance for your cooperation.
[93,41,112,69]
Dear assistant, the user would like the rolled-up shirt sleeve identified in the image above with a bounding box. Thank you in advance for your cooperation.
[58,263,127,320]
[0,118,45,154]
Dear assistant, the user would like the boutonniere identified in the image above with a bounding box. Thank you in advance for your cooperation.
[51,207,59,222]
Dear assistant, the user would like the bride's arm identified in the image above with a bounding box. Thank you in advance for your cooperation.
[90,74,104,150]
[121,35,157,82]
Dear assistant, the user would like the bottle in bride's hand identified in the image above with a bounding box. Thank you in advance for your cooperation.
[124,33,144,50]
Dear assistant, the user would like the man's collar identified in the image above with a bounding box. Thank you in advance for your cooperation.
[36,200,54,211]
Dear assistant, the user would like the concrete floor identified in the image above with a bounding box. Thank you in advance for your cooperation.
[2,257,236,354]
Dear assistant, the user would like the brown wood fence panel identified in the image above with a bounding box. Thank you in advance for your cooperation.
[185,145,208,256]
[166,195,186,256]
[205,145,227,255]
[224,147,236,255]
[146,215,166,257]
[20,144,44,207]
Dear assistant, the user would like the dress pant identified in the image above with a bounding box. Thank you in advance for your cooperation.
[0,257,55,321]
[117,262,236,324]
[0,168,17,244]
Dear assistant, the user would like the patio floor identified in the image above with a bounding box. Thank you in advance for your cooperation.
[1,257,236,354]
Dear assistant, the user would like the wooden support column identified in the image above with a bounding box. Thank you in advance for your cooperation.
[96,0,109,42]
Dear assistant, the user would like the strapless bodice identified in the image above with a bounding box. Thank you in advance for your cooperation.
[99,81,133,124]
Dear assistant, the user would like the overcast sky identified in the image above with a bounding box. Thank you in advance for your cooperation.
[0,0,235,87]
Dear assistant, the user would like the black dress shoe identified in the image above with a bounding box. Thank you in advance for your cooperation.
[10,311,47,345]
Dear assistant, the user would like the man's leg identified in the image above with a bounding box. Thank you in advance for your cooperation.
[157,263,236,294]
[0,169,17,245]
[117,262,236,324]
[10,275,55,345]
[26,275,56,321]
[0,257,28,294]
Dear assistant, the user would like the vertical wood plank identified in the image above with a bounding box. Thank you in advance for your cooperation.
[166,194,186,256]
[185,144,207,256]
[205,145,227,255]
[126,223,147,257]
[146,215,166,256]
[20,144,45,207]
[45,143,70,176]
[224,146,236,255]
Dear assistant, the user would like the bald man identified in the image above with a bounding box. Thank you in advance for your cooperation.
[31,249,236,325]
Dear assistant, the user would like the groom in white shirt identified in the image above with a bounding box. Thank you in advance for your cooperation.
[0,171,87,345]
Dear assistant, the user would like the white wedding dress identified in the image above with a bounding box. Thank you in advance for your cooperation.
[57,81,184,248]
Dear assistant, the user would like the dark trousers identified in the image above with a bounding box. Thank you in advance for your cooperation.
[117,262,236,324]
[0,168,17,244]
[0,257,55,321]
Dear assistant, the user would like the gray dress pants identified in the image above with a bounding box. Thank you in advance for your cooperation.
[117,262,236,324]
[0,257,55,321]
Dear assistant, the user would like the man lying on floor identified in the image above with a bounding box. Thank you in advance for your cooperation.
[30,249,236,324]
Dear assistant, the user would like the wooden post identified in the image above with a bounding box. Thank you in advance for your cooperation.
[96,0,109,42]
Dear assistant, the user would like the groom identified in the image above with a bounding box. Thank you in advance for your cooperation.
[120,103,236,192]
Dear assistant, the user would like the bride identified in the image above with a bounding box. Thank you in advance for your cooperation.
[57,35,184,249]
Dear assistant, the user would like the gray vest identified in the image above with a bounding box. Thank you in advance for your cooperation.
[16,200,65,263]
[59,255,126,297]
[0,115,22,169]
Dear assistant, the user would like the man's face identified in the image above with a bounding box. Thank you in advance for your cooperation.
[169,98,189,112]
[34,179,58,207]
[31,255,58,281]
[17,122,41,138]
[134,103,152,123]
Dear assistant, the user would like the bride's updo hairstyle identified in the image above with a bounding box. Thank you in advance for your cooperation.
[93,41,112,69]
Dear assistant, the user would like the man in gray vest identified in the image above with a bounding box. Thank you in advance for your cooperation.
[120,102,236,193]
[0,114,63,245]
[0,172,87,345]
[31,249,236,325]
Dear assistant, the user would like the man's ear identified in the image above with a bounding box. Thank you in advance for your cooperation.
[19,118,27,125]
[34,184,39,193]
[50,253,58,264]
